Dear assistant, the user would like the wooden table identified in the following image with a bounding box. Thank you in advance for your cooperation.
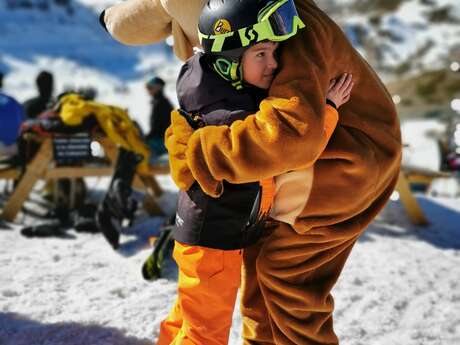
[0,135,169,222]
[395,165,451,226]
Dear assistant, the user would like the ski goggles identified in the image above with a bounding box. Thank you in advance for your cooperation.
[258,0,304,38]
[199,0,306,53]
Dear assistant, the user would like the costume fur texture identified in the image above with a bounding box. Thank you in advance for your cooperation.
[104,1,402,343]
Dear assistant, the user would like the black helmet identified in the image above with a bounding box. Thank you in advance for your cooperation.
[198,0,305,89]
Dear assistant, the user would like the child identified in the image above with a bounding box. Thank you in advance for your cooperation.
[158,1,353,344]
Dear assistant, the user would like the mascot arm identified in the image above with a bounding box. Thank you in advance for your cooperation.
[181,95,338,197]
[179,8,343,197]
[165,110,196,191]
[172,16,342,196]
[103,0,172,45]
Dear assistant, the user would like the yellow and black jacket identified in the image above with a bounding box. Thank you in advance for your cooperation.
[173,52,338,249]
[173,52,264,249]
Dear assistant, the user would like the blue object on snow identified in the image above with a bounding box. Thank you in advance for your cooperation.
[0,92,25,146]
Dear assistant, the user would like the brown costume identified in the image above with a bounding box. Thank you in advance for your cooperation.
[103,0,402,344]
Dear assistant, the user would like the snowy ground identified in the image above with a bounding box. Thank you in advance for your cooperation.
[2,46,460,345]
[1,178,460,345]
[1,120,460,345]
[1,2,460,344]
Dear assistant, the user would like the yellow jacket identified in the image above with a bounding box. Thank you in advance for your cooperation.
[103,0,402,233]
[58,94,151,175]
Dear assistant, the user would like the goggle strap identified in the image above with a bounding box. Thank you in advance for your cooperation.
[212,58,245,90]
[232,81,244,90]
[212,59,232,81]
[199,0,306,53]
[230,61,240,80]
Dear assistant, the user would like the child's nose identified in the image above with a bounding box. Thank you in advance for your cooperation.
[268,55,278,69]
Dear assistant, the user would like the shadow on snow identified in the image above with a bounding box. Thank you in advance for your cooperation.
[360,195,460,250]
[0,312,152,345]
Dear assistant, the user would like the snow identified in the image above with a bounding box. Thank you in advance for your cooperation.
[401,119,446,171]
[1,172,460,345]
[1,118,460,344]
[333,195,460,345]
[1,1,460,344]
[1,0,181,135]
[333,0,460,75]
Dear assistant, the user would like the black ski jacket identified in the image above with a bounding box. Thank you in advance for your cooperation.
[173,53,267,250]
[146,91,173,140]
[23,96,51,119]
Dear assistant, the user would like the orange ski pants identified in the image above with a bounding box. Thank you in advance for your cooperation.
[157,241,242,345]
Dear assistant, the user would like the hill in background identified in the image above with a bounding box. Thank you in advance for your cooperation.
[1,0,460,119]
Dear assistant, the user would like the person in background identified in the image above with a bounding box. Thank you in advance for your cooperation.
[23,70,54,119]
[0,71,4,90]
[0,88,25,159]
[145,76,173,162]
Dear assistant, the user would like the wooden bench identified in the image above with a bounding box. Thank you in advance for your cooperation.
[5,138,444,227]
[0,135,169,222]
[396,164,451,226]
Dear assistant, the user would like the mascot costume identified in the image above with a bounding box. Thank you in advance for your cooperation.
[101,0,402,344]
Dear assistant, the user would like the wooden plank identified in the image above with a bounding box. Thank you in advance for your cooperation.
[402,164,450,178]
[98,137,118,166]
[44,166,113,179]
[395,172,429,226]
[0,168,20,180]
[148,164,170,175]
[1,139,53,222]
[1,133,171,220]
[406,174,437,186]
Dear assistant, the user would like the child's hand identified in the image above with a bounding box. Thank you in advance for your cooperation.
[326,73,354,109]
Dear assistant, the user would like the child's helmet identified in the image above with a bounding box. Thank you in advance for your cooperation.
[198,0,306,89]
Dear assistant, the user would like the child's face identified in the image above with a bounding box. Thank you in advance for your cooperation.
[241,41,279,90]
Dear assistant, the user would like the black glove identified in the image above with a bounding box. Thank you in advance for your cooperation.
[177,109,205,130]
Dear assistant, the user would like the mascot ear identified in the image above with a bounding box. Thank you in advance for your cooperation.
[102,0,172,46]
[102,0,204,61]
[171,20,195,61]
